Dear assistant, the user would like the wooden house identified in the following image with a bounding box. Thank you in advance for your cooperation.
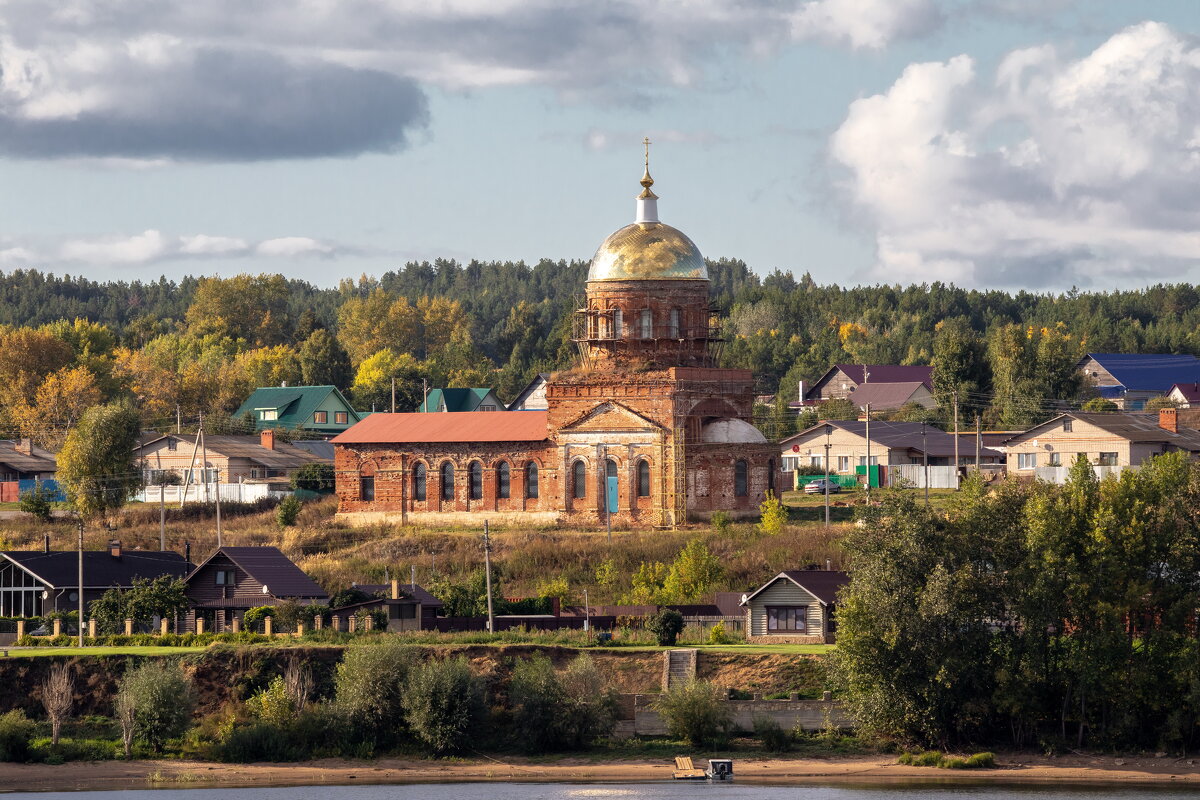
[741,570,849,644]
[183,546,329,632]
[804,365,933,404]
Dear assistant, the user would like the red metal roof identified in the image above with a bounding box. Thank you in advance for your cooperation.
[332,410,550,444]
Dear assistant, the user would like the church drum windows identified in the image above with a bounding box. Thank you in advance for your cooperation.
[734,459,748,497]
[612,309,623,339]
[639,309,652,338]
[440,462,455,501]
[413,462,427,502]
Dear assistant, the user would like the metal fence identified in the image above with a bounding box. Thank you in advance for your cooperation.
[134,482,285,504]
[1033,465,1129,484]
[885,464,961,489]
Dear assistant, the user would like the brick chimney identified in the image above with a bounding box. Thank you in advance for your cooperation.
[109,540,122,559]
[44,533,50,553]
[15,438,32,455]
[260,429,275,450]
[1160,407,1178,434]
[391,579,400,600]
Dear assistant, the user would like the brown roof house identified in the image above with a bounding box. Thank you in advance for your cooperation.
[0,439,56,482]
[1168,383,1200,408]
[847,381,935,412]
[183,546,329,633]
[803,364,933,404]
[740,569,850,644]
[0,541,189,618]
[1004,408,1200,483]
[329,580,444,632]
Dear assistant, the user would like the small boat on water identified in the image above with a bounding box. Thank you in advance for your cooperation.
[672,756,734,781]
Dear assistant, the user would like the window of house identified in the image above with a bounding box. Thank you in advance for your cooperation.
[640,309,652,338]
[1063,419,1072,432]
[215,569,236,586]
[314,411,328,424]
[1048,453,1062,467]
[334,411,348,424]
[734,459,748,497]
[413,462,427,501]
[809,455,823,468]
[1017,453,1037,469]
[441,462,454,500]
[480,404,497,411]
[669,308,681,338]
[857,456,879,466]
[1098,452,1119,466]
[468,462,483,500]
[261,409,277,420]
[637,460,651,497]
[766,606,807,633]
[572,461,586,499]
[526,463,539,499]
[167,439,177,451]
[497,462,510,499]
[612,309,623,339]
[837,456,850,472]
[360,476,375,501]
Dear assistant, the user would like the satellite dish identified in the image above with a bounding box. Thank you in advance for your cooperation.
[261,585,269,594]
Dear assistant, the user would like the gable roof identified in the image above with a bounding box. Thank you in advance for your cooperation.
[343,583,444,608]
[332,410,550,444]
[186,546,328,599]
[2,549,189,589]
[1169,383,1200,403]
[780,420,1003,459]
[847,381,929,410]
[742,570,850,606]
[809,365,933,398]
[1005,412,1200,451]
[508,374,550,410]
[136,434,326,469]
[234,386,360,430]
[0,440,57,473]
[560,401,662,433]
[416,388,499,413]
[1080,353,1200,392]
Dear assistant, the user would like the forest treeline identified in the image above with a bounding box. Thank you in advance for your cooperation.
[1,263,1199,445]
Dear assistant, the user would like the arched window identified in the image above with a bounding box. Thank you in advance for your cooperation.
[572,460,587,499]
[441,462,455,500]
[734,459,748,497]
[768,459,776,493]
[669,308,681,338]
[639,309,652,338]
[497,461,510,499]
[637,459,651,497]
[612,308,623,339]
[468,461,483,500]
[526,463,539,499]
[413,462,427,501]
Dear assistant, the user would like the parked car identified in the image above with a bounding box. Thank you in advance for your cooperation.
[804,479,841,494]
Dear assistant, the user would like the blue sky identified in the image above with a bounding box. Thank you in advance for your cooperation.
[0,1,1197,290]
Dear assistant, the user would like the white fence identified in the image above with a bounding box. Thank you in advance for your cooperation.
[134,482,285,505]
[886,464,961,489]
[1033,465,1129,484]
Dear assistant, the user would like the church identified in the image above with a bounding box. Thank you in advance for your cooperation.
[333,150,780,527]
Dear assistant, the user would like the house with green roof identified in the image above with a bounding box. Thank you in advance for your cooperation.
[235,385,362,435]
[416,388,505,413]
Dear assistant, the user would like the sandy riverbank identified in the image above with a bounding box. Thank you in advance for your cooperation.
[3,753,1200,793]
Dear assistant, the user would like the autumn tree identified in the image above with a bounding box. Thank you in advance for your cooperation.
[57,402,143,521]
[185,274,291,346]
[8,365,103,449]
[351,349,425,411]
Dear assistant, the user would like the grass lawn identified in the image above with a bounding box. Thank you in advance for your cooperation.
[3,646,207,658]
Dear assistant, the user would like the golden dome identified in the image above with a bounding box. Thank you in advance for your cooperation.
[587,221,708,282]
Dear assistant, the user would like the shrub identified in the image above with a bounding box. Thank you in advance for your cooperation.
[276,495,302,528]
[655,680,732,748]
[241,606,274,632]
[647,609,685,646]
[966,751,996,768]
[0,710,34,762]
[246,676,296,727]
[754,715,790,752]
[508,653,618,753]
[707,620,730,645]
[401,656,484,755]
[758,491,788,535]
[117,661,194,753]
[558,653,618,748]
[334,640,417,747]
[215,705,344,763]
[18,485,55,522]
[710,511,731,533]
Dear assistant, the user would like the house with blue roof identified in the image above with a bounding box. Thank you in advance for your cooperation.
[415,387,506,413]
[1077,353,1200,410]
[234,385,362,435]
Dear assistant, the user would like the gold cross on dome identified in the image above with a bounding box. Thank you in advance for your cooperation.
[643,136,651,168]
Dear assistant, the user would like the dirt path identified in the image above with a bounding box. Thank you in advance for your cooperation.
[3,753,1200,793]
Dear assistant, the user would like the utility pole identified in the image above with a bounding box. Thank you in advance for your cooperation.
[483,521,495,634]
[823,424,832,528]
[390,377,396,414]
[213,448,223,548]
[975,414,982,471]
[583,588,590,632]
[422,379,428,412]
[175,403,181,434]
[864,403,871,501]
[76,517,84,648]
[159,482,166,551]
[952,390,960,483]
[922,420,929,507]
[199,413,210,505]
[411,563,416,592]
[602,444,612,544]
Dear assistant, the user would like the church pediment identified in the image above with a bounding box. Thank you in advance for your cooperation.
[560,402,663,433]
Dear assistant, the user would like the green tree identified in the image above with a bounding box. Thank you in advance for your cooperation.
[334,640,417,747]
[17,484,55,522]
[89,576,188,634]
[291,463,335,493]
[402,656,484,755]
[655,680,732,747]
[276,495,302,528]
[57,402,142,521]
[298,329,352,389]
[660,540,723,603]
[1144,396,1178,413]
[647,609,685,646]
[1081,397,1119,413]
[758,491,788,535]
[819,397,858,420]
[116,661,193,753]
[931,317,987,419]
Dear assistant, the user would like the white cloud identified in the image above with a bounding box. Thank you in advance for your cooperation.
[179,234,249,255]
[59,230,168,264]
[792,0,943,50]
[830,21,1200,288]
[256,237,335,257]
[14,231,347,266]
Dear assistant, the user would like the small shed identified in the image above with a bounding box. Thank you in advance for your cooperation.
[740,569,849,644]
[330,580,443,632]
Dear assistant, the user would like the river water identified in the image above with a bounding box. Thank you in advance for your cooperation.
[6,784,1200,799]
